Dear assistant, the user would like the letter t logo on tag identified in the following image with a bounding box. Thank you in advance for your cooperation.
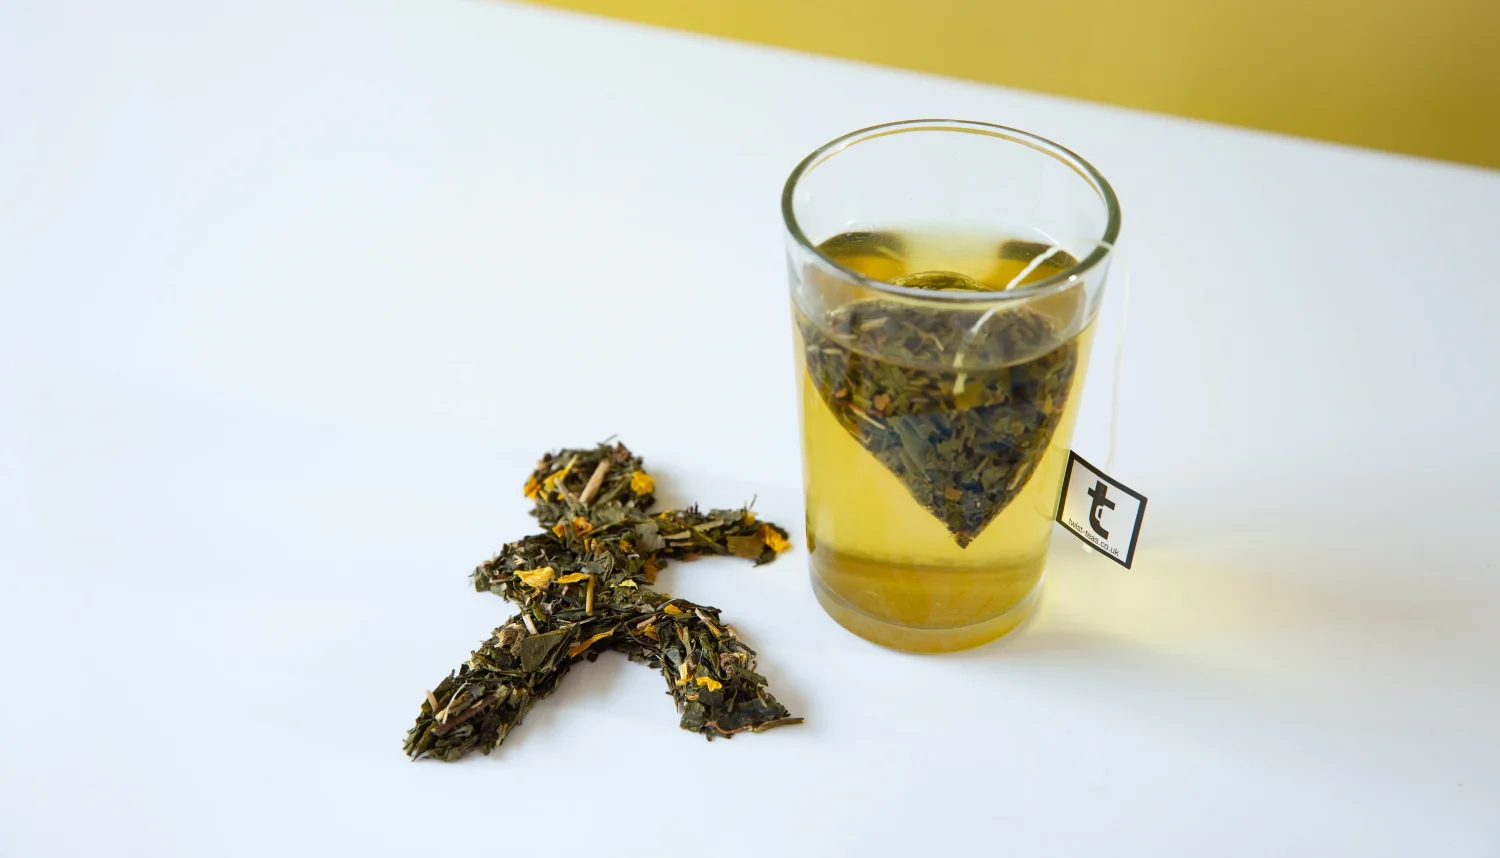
[1056,452,1147,568]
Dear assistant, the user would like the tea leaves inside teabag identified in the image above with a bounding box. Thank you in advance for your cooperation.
[799,293,1078,548]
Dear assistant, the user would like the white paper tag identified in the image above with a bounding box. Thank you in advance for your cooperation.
[1056,451,1147,568]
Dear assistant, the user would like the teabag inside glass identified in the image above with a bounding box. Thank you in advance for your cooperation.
[799,238,1128,547]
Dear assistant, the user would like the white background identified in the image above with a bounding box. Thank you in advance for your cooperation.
[2,0,1498,855]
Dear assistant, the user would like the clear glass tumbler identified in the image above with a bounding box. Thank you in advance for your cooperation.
[782,120,1121,653]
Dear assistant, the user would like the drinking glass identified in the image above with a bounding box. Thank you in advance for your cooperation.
[782,120,1121,652]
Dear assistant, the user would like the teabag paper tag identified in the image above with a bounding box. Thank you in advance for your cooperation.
[1055,451,1147,567]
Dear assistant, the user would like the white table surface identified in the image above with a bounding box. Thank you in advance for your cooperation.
[3,0,1498,855]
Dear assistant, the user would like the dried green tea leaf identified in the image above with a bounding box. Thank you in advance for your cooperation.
[525,441,654,528]
[517,628,570,672]
[726,534,766,559]
[404,618,570,762]
[613,598,800,739]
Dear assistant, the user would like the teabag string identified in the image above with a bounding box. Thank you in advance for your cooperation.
[951,238,1130,472]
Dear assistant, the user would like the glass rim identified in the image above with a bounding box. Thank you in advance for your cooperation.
[780,119,1122,304]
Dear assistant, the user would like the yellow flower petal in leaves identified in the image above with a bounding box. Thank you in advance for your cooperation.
[695,676,723,692]
[630,471,655,495]
[515,566,555,590]
[541,455,578,498]
[552,517,594,538]
[567,627,616,658]
[662,604,683,616]
[522,473,542,499]
[760,523,791,554]
[554,572,590,584]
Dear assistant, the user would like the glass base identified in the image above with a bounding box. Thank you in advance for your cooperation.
[812,571,1042,653]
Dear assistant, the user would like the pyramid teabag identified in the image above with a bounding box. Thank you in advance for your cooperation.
[798,234,1083,547]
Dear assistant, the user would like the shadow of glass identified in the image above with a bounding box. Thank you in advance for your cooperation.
[934,522,1496,814]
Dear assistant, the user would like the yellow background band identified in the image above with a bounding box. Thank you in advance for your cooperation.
[518,0,1500,169]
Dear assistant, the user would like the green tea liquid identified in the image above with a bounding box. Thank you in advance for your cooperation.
[795,231,1093,652]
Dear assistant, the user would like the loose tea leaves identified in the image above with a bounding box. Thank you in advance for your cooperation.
[523,441,655,529]
[405,442,799,762]
[798,297,1078,547]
